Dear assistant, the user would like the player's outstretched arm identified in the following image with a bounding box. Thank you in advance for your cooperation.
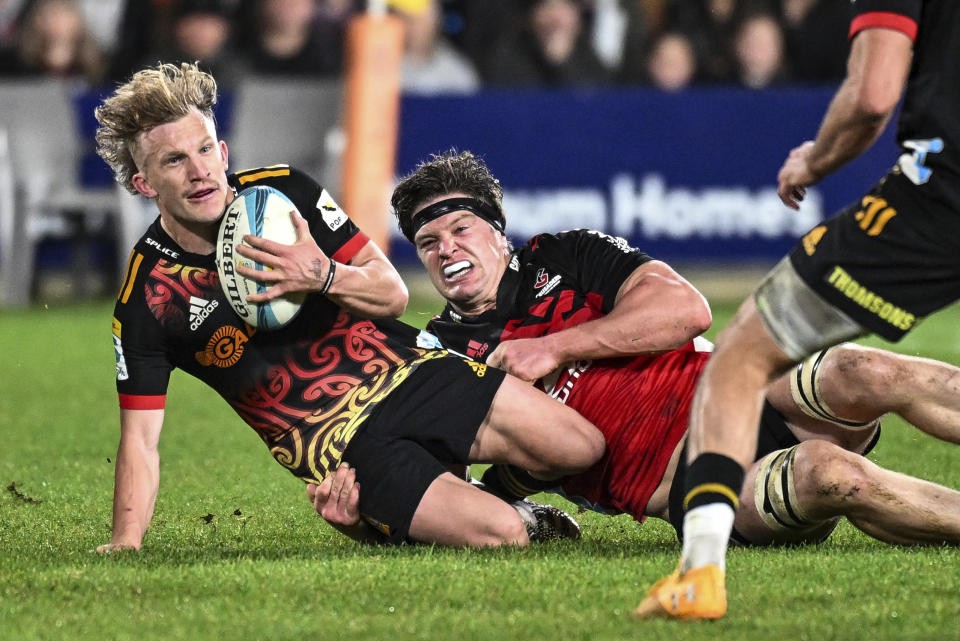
[777,27,912,208]
[488,260,711,381]
[96,409,163,553]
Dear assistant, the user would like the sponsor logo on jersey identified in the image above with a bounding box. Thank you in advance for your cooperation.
[508,255,520,272]
[112,317,128,381]
[855,195,897,236]
[534,268,549,289]
[195,325,250,368]
[802,225,827,255]
[188,296,219,331]
[825,266,917,331]
[416,330,443,349]
[535,275,563,298]
[544,360,591,404]
[317,189,347,230]
[464,359,488,377]
[466,339,489,360]
[898,137,943,186]
[586,229,633,253]
[145,237,180,259]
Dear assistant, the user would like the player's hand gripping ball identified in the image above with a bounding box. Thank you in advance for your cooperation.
[216,185,306,330]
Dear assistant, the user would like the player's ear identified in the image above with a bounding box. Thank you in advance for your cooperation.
[219,140,229,168]
[132,172,157,199]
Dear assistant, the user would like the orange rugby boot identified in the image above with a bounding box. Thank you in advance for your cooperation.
[632,564,727,620]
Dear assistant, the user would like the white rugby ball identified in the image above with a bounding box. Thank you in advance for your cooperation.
[216,185,306,330]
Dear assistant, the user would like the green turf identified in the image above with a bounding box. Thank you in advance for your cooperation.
[1,296,959,641]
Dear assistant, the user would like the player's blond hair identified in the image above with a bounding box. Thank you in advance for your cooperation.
[95,62,218,194]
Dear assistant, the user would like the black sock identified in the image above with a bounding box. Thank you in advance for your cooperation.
[683,453,745,513]
[479,465,557,501]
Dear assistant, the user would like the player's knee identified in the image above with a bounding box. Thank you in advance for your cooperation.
[794,440,872,510]
[748,443,841,542]
[577,417,606,467]
[790,346,884,432]
[826,345,903,406]
[472,508,530,548]
[554,414,605,473]
[830,344,923,420]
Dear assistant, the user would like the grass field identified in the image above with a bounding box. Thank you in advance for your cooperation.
[1,289,959,641]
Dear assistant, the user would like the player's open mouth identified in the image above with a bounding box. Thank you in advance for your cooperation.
[443,260,472,279]
[188,187,218,201]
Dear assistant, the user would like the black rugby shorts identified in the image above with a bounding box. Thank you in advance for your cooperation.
[341,356,507,544]
[789,170,960,341]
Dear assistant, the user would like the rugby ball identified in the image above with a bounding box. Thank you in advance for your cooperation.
[216,185,306,330]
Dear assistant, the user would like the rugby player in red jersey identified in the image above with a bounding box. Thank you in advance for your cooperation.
[315,149,960,577]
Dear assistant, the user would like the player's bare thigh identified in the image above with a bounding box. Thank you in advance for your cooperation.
[469,373,605,476]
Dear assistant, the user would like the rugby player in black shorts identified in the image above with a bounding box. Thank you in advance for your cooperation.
[639,0,960,620]
[93,62,604,553]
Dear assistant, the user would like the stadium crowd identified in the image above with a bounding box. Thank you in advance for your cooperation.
[0,0,851,93]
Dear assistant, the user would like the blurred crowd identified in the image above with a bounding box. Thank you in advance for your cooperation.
[0,0,853,94]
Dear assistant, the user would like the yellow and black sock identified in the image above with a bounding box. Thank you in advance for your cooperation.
[683,453,745,513]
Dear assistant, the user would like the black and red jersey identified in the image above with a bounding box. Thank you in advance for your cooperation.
[850,0,960,207]
[112,165,445,483]
[427,229,651,359]
[427,229,711,519]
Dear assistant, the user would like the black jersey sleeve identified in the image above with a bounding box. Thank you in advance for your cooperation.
[113,294,174,409]
[849,0,920,37]
[228,165,371,264]
[528,230,653,314]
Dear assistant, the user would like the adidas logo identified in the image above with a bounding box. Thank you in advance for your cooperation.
[189,296,219,331]
[464,360,488,377]
[466,339,488,359]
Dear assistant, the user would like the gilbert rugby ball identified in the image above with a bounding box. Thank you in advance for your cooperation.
[216,185,306,330]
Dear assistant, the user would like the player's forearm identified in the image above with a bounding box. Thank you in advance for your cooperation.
[326,259,409,318]
[552,271,711,361]
[109,441,159,548]
[805,79,894,181]
[550,313,693,362]
[806,29,909,181]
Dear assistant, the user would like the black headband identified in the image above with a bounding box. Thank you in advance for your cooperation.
[404,197,505,241]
